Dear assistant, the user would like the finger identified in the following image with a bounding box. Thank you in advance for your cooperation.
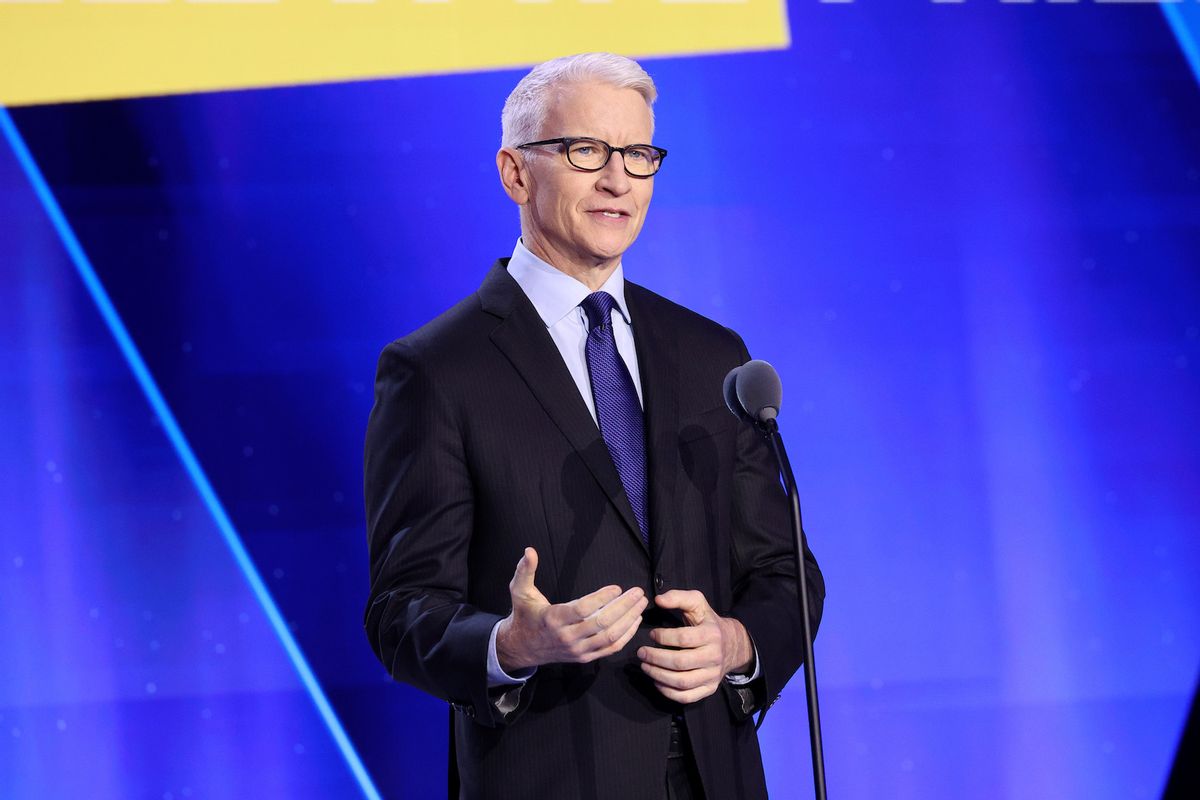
[649,625,712,649]
[606,605,645,652]
[640,661,718,691]
[578,598,647,661]
[652,682,718,705]
[545,585,628,636]
[587,587,646,631]
[581,595,648,649]
[636,644,716,673]
[563,584,626,622]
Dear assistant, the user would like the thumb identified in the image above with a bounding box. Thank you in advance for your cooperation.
[509,547,544,601]
[656,589,709,625]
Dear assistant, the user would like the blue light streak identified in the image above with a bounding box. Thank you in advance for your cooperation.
[0,106,384,800]
[1162,2,1200,87]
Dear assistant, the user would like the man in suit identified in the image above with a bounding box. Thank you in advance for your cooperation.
[364,52,825,799]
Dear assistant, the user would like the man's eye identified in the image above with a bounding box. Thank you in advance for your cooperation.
[627,149,648,162]
[574,146,595,156]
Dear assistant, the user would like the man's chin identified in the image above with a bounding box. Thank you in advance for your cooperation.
[583,239,637,267]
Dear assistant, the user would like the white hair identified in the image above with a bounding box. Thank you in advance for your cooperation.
[500,53,657,148]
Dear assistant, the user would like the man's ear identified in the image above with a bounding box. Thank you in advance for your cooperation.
[497,147,531,205]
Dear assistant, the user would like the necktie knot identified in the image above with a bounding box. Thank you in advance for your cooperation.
[581,291,618,331]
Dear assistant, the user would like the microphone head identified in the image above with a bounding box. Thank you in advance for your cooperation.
[723,366,753,422]
[735,359,783,424]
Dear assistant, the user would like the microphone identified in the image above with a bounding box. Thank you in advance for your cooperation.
[727,359,782,425]
[723,359,827,800]
[722,365,753,423]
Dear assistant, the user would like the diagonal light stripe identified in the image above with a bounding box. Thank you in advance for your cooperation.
[0,106,383,800]
[1162,2,1200,87]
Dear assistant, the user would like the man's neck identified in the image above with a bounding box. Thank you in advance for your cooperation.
[521,236,619,293]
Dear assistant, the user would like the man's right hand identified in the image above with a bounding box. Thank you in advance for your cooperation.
[495,547,648,673]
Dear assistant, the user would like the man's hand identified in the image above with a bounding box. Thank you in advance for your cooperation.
[496,547,648,673]
[637,589,754,705]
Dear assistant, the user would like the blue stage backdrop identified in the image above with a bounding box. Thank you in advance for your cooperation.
[2,2,1198,798]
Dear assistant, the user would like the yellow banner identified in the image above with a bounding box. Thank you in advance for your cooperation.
[0,0,788,106]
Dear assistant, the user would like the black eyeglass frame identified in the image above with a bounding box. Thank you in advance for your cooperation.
[516,137,668,177]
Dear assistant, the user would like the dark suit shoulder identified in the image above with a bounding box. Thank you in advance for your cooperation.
[374,261,533,408]
[626,280,747,359]
[378,293,503,395]
[391,292,483,353]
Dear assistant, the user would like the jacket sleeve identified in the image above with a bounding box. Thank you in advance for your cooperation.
[720,335,826,725]
[363,340,531,727]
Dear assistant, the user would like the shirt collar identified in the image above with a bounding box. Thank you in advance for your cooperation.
[507,238,633,328]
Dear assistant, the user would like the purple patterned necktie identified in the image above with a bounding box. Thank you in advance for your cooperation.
[581,291,649,547]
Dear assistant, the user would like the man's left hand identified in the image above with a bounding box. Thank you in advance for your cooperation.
[637,589,754,704]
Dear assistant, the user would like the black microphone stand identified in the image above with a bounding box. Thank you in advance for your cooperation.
[757,415,827,800]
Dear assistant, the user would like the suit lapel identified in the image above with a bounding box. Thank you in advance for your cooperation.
[625,282,680,567]
[479,260,646,550]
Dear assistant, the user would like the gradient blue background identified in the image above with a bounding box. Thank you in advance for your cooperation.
[2,2,1198,798]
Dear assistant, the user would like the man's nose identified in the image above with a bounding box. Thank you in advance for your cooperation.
[595,151,632,194]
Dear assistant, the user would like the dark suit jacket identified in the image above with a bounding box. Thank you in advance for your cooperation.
[364,260,825,800]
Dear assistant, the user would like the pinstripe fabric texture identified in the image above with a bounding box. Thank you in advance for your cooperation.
[581,291,650,547]
[364,261,826,800]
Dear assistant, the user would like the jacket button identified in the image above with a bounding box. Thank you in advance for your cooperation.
[654,574,665,592]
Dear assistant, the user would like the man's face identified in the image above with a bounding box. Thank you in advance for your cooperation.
[518,82,656,274]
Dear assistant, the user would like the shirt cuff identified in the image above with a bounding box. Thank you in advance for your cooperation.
[724,641,761,685]
[486,619,537,688]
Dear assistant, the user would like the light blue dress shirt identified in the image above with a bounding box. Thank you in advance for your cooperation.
[506,238,644,422]
[485,239,758,695]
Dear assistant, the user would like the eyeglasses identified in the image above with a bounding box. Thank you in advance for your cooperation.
[517,137,668,178]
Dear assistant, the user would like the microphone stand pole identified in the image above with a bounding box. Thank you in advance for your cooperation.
[759,416,827,800]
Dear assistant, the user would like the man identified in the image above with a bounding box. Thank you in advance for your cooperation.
[364,53,824,799]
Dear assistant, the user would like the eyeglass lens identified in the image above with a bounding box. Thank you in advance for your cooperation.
[566,139,661,176]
